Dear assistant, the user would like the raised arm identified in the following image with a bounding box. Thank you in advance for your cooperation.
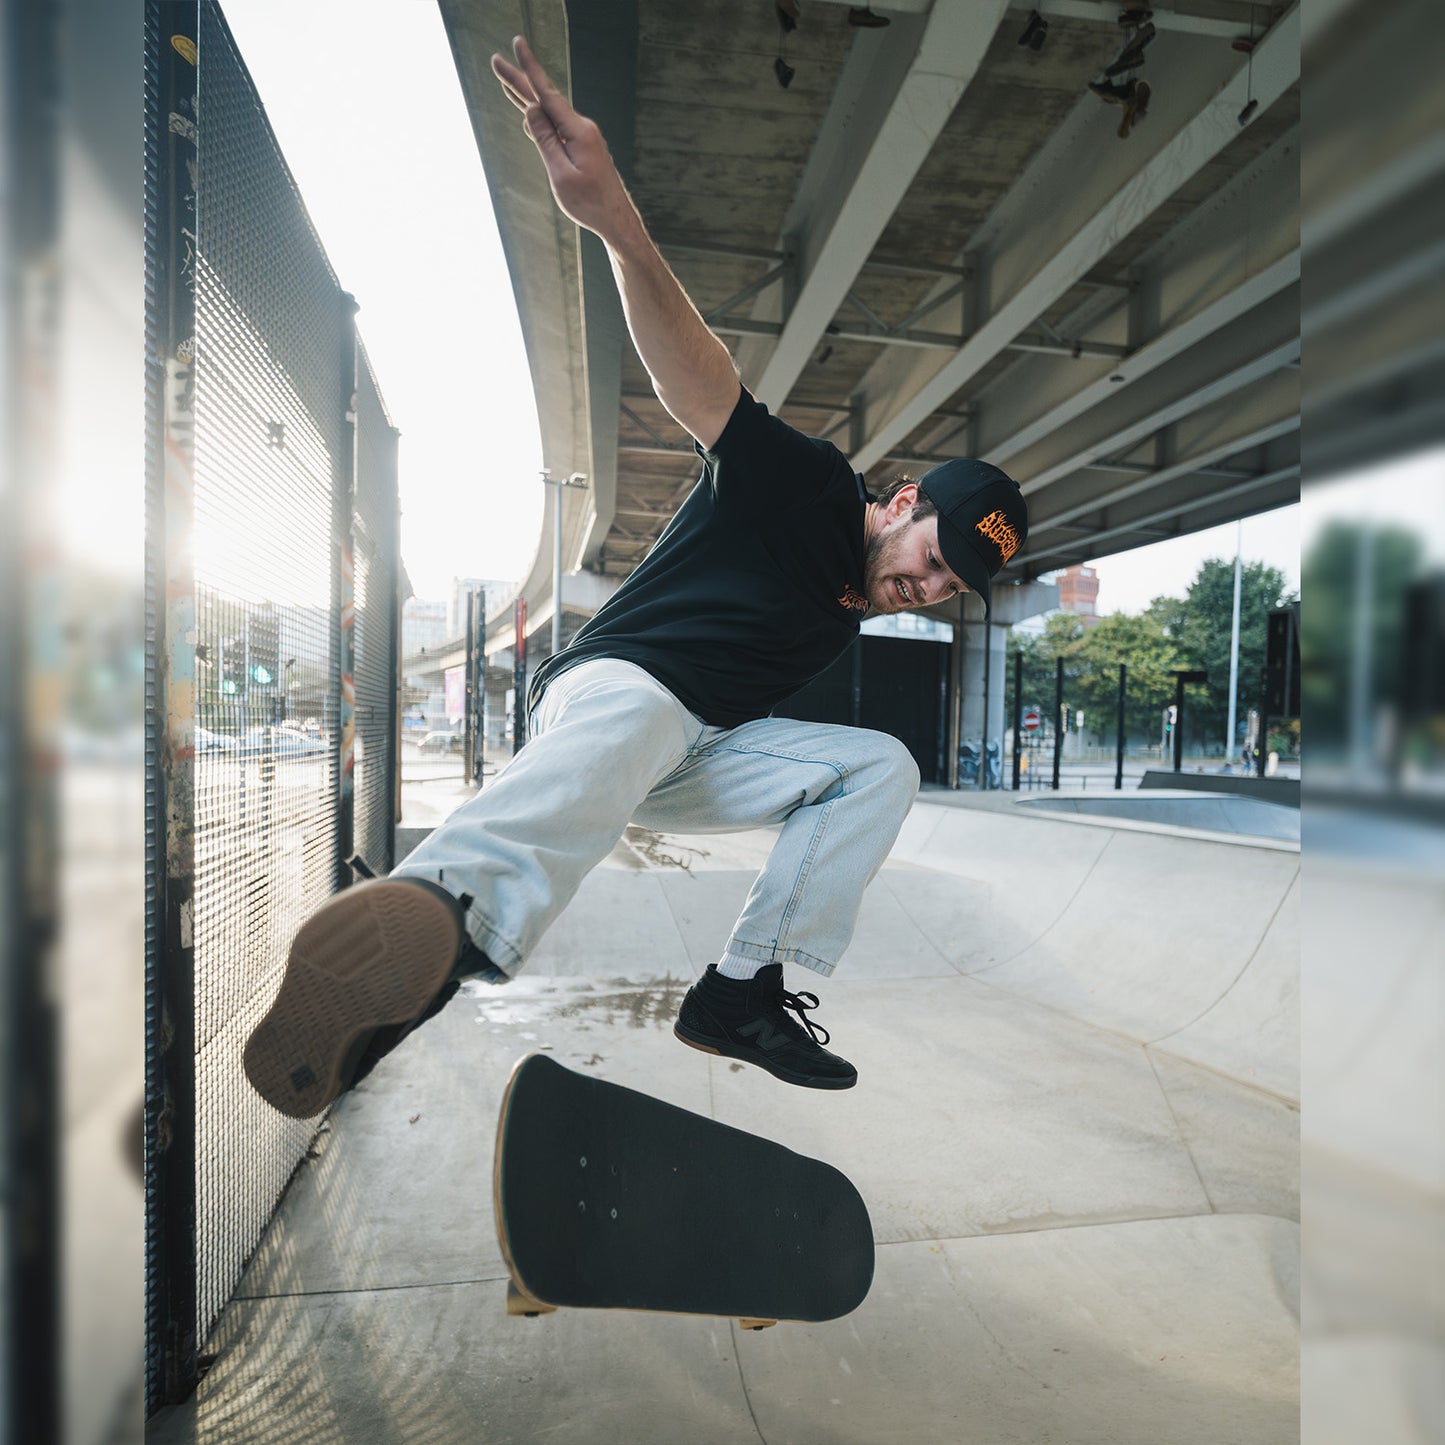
[493,36,740,450]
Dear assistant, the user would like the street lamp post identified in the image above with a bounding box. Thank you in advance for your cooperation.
[543,470,589,657]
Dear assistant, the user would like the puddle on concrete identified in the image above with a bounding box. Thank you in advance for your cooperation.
[468,978,689,1033]
[610,826,711,872]
[552,981,688,1029]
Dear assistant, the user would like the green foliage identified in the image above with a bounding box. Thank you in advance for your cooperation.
[1070,611,1183,741]
[1009,613,1082,716]
[1007,553,1298,749]
[1170,557,1297,745]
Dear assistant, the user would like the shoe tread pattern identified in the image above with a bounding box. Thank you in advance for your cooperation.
[243,881,460,1118]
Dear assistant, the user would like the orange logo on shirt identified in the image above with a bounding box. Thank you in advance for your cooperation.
[837,583,869,614]
[975,509,1021,563]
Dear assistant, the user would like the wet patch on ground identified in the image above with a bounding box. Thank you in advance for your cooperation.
[466,978,689,1033]
[464,977,694,1076]
[607,826,712,872]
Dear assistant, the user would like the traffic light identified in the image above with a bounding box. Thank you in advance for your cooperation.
[1164,704,1177,734]
[250,603,279,687]
[220,635,247,696]
[1264,605,1300,717]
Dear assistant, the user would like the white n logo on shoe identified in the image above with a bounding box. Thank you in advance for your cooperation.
[737,1018,791,1052]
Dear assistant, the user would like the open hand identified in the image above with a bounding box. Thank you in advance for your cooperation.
[492,36,631,238]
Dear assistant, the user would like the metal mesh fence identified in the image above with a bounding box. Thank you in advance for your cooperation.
[145,0,401,1408]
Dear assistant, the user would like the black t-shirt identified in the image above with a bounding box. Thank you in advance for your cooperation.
[528,387,871,728]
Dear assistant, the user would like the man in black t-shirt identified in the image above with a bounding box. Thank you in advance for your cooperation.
[242,38,1027,1118]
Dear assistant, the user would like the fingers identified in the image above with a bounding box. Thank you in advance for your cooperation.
[491,53,534,113]
[510,37,552,98]
[511,35,577,124]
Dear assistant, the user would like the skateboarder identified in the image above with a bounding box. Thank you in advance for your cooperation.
[243,36,1027,1116]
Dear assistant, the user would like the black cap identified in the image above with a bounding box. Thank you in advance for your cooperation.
[916,458,1028,617]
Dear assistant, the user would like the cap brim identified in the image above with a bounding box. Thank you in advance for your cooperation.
[936,515,994,618]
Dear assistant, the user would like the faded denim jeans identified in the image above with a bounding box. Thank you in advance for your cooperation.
[393,658,920,979]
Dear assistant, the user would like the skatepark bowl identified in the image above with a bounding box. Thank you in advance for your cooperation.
[149,791,1299,1444]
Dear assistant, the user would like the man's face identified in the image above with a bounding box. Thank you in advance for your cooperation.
[863,488,970,614]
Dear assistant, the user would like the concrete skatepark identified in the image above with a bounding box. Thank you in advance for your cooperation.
[150,788,1299,1444]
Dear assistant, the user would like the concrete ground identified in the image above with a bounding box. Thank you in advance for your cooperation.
[149,787,1300,1445]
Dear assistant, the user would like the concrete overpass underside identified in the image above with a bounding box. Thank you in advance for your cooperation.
[441,0,1306,651]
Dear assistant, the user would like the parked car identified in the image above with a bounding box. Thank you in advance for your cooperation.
[240,725,329,759]
[418,730,462,755]
[195,725,239,753]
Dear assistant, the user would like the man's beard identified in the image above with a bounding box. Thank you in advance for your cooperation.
[862,527,904,613]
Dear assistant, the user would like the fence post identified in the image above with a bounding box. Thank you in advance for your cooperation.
[144,0,201,1410]
[1115,663,1127,790]
[464,587,477,785]
[513,597,528,748]
[335,294,359,891]
[1172,668,1208,772]
[981,613,992,790]
[467,586,485,786]
[1011,649,1023,791]
[1052,657,1063,790]
[1173,673,1185,772]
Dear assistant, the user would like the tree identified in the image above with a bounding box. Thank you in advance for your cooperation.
[1168,558,1297,749]
[1070,610,1183,744]
[1003,552,1296,755]
[1007,613,1082,728]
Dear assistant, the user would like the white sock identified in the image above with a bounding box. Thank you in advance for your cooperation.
[716,952,763,981]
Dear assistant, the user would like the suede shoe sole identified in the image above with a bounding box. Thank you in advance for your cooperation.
[673,1021,857,1089]
[674,964,858,1089]
[243,879,463,1118]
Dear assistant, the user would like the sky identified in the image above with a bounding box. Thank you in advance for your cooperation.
[1083,503,1300,615]
[222,1,1301,615]
[222,1,544,598]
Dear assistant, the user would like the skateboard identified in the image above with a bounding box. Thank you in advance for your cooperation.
[493,1054,874,1330]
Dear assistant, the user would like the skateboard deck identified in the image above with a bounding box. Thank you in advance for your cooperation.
[494,1054,874,1328]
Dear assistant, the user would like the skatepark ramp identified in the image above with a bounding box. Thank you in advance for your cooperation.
[890,797,1299,1101]
[149,795,1300,1444]
[1016,788,1301,843]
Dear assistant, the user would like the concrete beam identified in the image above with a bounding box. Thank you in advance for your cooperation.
[979,127,1301,467]
[1010,283,1300,492]
[1024,464,1301,567]
[1028,385,1300,537]
[439,0,586,485]
[1022,0,1268,41]
[568,3,639,572]
[979,577,1061,627]
[850,4,1301,473]
[742,1,1011,407]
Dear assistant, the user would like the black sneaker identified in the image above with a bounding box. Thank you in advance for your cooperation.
[243,877,507,1118]
[674,964,857,1090]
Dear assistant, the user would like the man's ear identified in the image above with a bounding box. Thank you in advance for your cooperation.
[888,483,919,520]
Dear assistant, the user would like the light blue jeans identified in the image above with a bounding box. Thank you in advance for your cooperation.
[393,658,920,979]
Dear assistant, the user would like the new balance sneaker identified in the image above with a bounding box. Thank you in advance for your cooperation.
[674,964,857,1090]
[243,876,507,1119]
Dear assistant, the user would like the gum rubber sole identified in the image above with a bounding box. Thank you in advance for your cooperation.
[672,1024,857,1091]
[243,880,462,1118]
